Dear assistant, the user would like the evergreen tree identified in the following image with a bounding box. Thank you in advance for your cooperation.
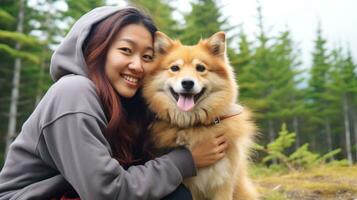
[232,28,277,137]
[237,5,304,149]
[328,48,357,164]
[180,0,228,45]
[237,4,278,143]
[270,29,306,149]
[0,0,43,156]
[65,0,105,21]
[233,29,254,86]
[127,0,181,38]
[348,51,357,162]
[307,24,335,154]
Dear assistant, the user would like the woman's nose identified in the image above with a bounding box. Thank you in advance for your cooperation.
[128,56,144,73]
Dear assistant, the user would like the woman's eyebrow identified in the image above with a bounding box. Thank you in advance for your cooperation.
[118,38,154,52]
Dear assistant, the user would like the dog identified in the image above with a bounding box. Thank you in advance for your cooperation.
[142,31,258,200]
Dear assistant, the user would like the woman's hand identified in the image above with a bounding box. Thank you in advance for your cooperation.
[191,134,228,168]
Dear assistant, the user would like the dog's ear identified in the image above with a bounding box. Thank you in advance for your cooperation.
[206,31,226,56]
[154,31,173,55]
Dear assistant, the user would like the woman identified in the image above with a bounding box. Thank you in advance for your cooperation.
[0,6,228,200]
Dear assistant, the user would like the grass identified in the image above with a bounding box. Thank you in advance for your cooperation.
[253,165,357,200]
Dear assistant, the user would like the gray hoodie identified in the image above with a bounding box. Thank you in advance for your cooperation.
[0,6,196,200]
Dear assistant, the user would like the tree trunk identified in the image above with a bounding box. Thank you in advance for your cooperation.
[324,118,334,161]
[268,119,277,164]
[5,0,25,155]
[342,94,353,165]
[324,118,333,152]
[293,116,300,150]
[351,107,357,162]
[268,119,275,142]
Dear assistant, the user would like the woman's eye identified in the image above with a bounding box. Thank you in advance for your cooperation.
[170,65,180,72]
[143,55,153,62]
[196,64,206,72]
[119,47,132,54]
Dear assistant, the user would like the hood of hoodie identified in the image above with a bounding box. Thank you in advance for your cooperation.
[50,6,121,81]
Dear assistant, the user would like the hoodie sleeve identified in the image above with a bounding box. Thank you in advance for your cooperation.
[40,112,196,200]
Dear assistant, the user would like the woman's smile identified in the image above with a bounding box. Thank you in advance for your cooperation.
[121,74,141,87]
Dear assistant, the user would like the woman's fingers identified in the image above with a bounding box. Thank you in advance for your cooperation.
[191,133,230,168]
[215,134,227,145]
[213,151,225,161]
[215,140,229,153]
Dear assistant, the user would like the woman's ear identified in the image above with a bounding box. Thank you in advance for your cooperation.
[205,31,226,56]
[154,31,173,55]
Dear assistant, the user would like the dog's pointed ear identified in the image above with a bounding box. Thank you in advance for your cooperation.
[154,31,173,55]
[205,31,226,56]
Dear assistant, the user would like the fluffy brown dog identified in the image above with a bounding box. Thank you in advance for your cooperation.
[142,31,258,200]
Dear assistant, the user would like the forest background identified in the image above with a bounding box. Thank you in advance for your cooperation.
[1,0,357,199]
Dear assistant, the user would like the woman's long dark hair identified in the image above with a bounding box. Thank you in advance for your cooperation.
[83,7,157,169]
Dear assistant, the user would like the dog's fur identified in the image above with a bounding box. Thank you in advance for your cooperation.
[142,31,258,200]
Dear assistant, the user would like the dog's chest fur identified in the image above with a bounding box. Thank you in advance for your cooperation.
[151,113,251,196]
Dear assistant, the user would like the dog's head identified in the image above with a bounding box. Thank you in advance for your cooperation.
[143,31,238,127]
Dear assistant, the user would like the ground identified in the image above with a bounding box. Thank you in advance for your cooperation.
[254,165,357,200]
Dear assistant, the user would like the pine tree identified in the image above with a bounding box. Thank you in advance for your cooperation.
[236,5,305,150]
[328,48,357,164]
[250,4,279,143]
[0,0,107,162]
[257,123,342,171]
[65,0,105,21]
[234,29,254,100]
[127,0,181,38]
[349,51,357,161]
[0,0,44,155]
[270,29,305,150]
[235,4,272,125]
[343,51,357,163]
[180,0,228,45]
[307,24,334,154]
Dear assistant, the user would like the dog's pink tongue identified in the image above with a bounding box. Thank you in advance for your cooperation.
[177,95,195,111]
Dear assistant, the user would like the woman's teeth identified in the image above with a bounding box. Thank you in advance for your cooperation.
[122,75,139,83]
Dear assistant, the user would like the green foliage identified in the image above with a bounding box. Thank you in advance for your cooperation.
[0,9,15,25]
[288,144,341,168]
[64,0,106,21]
[256,123,343,171]
[0,30,40,46]
[262,124,296,164]
[307,24,334,125]
[236,6,305,146]
[0,43,40,63]
[128,0,181,38]
[180,0,228,44]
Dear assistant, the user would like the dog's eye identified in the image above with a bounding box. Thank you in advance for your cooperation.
[170,65,180,72]
[196,64,206,72]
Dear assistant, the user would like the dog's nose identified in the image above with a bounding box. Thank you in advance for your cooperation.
[181,79,194,90]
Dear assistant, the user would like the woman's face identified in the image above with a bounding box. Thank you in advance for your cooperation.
[105,24,154,98]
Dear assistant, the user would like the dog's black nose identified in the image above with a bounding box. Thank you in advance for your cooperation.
[181,80,194,90]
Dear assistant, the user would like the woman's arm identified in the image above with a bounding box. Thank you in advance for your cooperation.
[40,112,195,200]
